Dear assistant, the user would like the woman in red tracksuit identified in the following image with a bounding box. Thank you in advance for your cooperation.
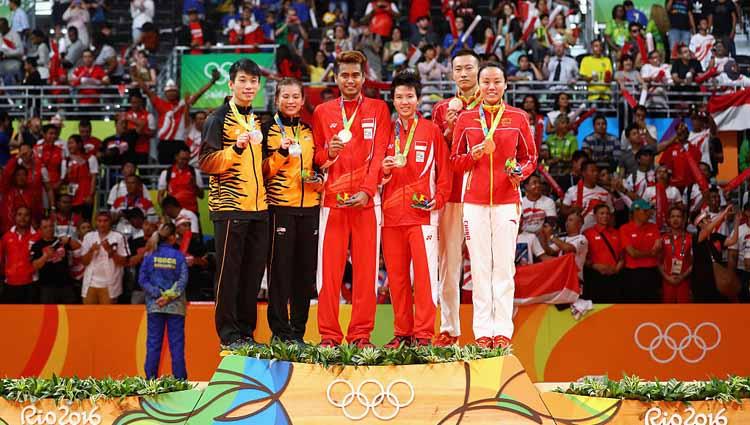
[451,62,537,349]
[380,72,452,348]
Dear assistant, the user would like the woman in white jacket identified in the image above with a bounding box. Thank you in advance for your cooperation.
[62,1,90,47]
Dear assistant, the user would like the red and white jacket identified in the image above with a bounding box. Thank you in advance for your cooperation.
[432,97,480,203]
[380,117,452,227]
[450,104,537,206]
[312,96,390,209]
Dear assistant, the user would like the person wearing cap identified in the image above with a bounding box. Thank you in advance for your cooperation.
[139,69,220,165]
[583,203,624,302]
[139,222,188,380]
[659,206,693,303]
[619,199,661,303]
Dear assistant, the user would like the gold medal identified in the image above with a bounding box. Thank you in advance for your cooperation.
[394,153,407,167]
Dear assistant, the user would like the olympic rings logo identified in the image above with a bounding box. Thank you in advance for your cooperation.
[326,378,415,421]
[634,322,721,364]
[203,62,234,85]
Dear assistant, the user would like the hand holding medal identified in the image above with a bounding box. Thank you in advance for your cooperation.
[393,116,418,168]
[505,158,523,190]
[230,100,262,147]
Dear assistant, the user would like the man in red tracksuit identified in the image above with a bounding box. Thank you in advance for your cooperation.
[451,62,537,348]
[312,51,390,348]
[380,72,452,348]
[431,49,482,346]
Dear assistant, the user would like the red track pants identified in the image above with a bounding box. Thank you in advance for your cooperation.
[382,225,438,339]
[316,206,378,343]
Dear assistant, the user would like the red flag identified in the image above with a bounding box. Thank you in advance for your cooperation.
[570,107,597,132]
[686,156,709,192]
[515,254,580,305]
[655,182,668,229]
[695,66,718,84]
[721,167,750,194]
[621,87,638,108]
[537,165,565,198]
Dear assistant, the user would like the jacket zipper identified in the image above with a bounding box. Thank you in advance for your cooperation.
[249,145,260,211]
[299,149,305,208]
[489,111,494,206]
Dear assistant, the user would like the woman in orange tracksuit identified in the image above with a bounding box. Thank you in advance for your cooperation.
[262,78,322,343]
[450,62,537,349]
[381,71,452,348]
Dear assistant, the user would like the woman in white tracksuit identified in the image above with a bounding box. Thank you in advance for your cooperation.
[449,62,538,348]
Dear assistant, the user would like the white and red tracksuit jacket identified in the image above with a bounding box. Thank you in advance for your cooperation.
[450,104,538,205]
[381,117,452,226]
[312,96,390,207]
[432,98,480,203]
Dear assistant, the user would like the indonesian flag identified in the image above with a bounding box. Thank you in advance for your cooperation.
[707,88,750,131]
[514,254,580,305]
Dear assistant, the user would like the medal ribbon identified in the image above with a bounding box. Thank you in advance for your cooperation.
[340,96,363,132]
[229,100,257,132]
[478,102,506,140]
[457,88,481,109]
[395,116,418,158]
[274,113,300,144]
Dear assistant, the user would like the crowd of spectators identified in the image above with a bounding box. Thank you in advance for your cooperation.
[0,0,748,306]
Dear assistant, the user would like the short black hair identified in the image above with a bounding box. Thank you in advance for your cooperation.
[625,124,639,137]
[478,61,506,79]
[229,59,262,82]
[635,104,647,114]
[176,145,191,156]
[42,124,58,134]
[160,195,181,210]
[451,49,481,66]
[68,134,83,145]
[593,203,610,214]
[580,159,598,172]
[67,25,78,34]
[593,113,607,124]
[79,119,92,128]
[623,0,634,6]
[391,70,422,98]
[571,150,589,163]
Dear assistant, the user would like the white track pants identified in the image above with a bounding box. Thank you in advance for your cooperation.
[463,203,519,339]
[438,202,464,336]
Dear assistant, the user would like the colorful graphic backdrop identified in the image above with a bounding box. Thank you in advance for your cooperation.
[1,304,745,382]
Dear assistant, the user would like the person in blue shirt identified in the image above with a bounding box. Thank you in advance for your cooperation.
[624,0,648,28]
[442,16,474,57]
[139,223,189,380]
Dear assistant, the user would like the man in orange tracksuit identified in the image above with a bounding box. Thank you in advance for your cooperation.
[312,51,390,348]
[380,72,452,348]
[451,62,537,348]
[431,49,482,346]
